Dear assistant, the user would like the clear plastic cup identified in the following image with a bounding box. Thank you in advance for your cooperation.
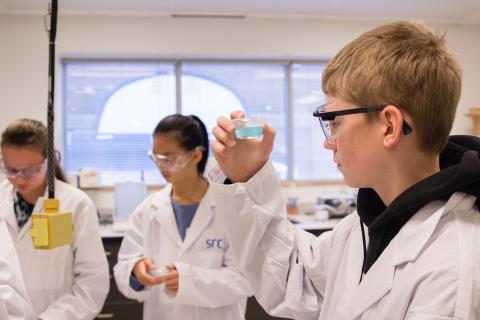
[233,118,265,140]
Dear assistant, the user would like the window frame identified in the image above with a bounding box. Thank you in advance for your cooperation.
[61,57,339,185]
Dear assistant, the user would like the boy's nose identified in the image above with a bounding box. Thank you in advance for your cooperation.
[323,138,336,151]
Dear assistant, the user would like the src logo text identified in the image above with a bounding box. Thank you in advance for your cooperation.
[206,239,223,249]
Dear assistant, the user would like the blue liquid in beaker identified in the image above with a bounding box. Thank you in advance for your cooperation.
[235,126,264,139]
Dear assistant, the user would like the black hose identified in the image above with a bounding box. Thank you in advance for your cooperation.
[47,0,58,199]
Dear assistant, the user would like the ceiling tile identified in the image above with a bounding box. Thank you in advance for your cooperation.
[1,0,480,24]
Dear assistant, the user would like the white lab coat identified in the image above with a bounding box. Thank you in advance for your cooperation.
[0,179,110,320]
[0,217,34,320]
[114,184,252,320]
[208,161,480,320]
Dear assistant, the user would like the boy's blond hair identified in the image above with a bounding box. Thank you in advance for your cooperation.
[322,21,462,154]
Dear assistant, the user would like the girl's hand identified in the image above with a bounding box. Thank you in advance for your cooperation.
[133,257,159,286]
[163,263,179,293]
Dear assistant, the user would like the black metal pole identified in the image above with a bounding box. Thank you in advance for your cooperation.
[47,0,58,199]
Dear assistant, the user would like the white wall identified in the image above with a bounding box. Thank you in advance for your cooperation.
[1,15,479,208]
[1,15,479,133]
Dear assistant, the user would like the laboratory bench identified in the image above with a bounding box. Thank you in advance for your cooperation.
[97,234,143,320]
[96,216,342,319]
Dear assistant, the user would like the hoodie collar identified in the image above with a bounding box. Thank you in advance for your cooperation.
[357,135,480,274]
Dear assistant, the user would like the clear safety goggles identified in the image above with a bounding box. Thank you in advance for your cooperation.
[148,146,204,172]
[313,102,413,145]
[0,159,47,179]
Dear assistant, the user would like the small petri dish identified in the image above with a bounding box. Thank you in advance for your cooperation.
[233,118,265,140]
[148,266,169,277]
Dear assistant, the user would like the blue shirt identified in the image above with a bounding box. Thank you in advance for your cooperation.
[171,196,199,241]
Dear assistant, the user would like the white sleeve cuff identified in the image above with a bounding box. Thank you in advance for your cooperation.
[208,160,284,216]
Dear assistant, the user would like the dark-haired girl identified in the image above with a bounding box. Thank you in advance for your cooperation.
[114,114,251,320]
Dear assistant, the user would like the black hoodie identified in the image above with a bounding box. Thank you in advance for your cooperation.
[357,135,480,274]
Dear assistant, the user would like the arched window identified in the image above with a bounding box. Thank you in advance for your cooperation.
[63,60,339,186]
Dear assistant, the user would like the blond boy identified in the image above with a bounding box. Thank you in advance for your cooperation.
[208,21,480,319]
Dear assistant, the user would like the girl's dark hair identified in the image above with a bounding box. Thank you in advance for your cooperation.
[153,114,209,175]
[1,118,67,182]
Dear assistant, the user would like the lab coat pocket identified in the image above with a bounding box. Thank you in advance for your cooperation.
[284,251,319,313]
[29,247,71,291]
[405,314,456,320]
[0,301,7,318]
[194,251,224,268]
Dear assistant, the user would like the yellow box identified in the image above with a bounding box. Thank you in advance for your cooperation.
[29,199,74,249]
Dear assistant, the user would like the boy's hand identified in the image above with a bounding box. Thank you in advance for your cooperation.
[211,111,275,183]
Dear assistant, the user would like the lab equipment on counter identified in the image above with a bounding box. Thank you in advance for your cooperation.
[233,118,265,139]
[315,194,356,218]
[79,168,99,188]
[286,196,299,214]
[113,182,147,232]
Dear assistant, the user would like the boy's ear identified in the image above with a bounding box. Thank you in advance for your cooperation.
[381,106,404,149]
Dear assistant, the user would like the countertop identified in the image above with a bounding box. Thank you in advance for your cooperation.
[99,215,344,239]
